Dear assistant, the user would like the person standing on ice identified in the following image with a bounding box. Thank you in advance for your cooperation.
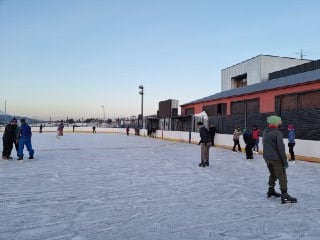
[209,124,218,147]
[252,125,260,154]
[17,119,34,160]
[197,122,211,167]
[232,127,242,152]
[242,128,255,160]
[2,117,18,160]
[262,115,297,204]
[56,120,64,138]
[287,124,296,162]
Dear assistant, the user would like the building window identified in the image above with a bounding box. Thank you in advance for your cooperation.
[231,101,245,114]
[246,99,260,113]
[185,107,194,115]
[231,99,259,114]
[203,103,227,116]
[298,90,320,109]
[281,94,297,110]
[276,90,320,111]
[232,73,247,89]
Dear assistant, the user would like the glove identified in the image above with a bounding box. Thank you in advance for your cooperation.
[283,159,289,169]
[198,141,201,145]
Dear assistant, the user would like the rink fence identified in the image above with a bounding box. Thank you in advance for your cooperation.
[1,126,319,163]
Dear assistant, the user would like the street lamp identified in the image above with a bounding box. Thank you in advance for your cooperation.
[139,85,144,129]
[101,105,105,127]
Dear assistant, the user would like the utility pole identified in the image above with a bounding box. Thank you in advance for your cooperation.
[296,49,308,59]
[4,100,7,122]
[101,105,105,127]
[139,85,144,129]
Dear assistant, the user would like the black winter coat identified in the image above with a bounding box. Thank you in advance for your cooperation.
[199,126,211,143]
[3,124,17,142]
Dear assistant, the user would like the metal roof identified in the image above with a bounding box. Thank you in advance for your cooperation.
[182,69,320,106]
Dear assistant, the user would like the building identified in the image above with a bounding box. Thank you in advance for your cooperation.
[221,55,310,91]
[181,57,320,140]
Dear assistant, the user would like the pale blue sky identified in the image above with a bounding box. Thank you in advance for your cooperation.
[1,0,320,120]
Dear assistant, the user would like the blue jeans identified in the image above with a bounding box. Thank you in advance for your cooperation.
[253,139,259,152]
[17,138,34,158]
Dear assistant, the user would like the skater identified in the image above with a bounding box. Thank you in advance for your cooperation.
[232,127,242,152]
[2,117,18,160]
[243,128,255,159]
[287,124,295,161]
[17,119,34,160]
[252,125,260,153]
[151,126,156,138]
[56,120,64,138]
[262,115,297,204]
[126,126,129,136]
[92,126,96,133]
[39,124,43,133]
[197,122,211,167]
[209,124,218,147]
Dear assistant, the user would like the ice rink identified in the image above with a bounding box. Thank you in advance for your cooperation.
[1,132,320,240]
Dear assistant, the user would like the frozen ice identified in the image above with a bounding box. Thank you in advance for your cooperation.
[1,133,320,240]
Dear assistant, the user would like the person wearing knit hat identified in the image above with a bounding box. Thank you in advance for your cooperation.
[262,115,297,204]
[287,124,296,162]
[267,115,282,126]
[2,117,18,160]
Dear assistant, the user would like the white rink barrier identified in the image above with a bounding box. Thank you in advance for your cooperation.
[1,126,318,162]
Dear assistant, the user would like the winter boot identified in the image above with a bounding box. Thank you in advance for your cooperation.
[281,191,297,204]
[204,160,209,167]
[28,156,34,159]
[17,156,23,160]
[267,187,281,198]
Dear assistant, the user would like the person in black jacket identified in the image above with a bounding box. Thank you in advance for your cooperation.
[243,128,255,159]
[209,124,218,147]
[197,122,211,167]
[2,117,18,160]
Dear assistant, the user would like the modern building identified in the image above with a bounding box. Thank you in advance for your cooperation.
[181,57,320,140]
[221,55,310,91]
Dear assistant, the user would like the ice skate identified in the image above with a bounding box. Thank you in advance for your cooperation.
[281,193,297,204]
[267,187,281,198]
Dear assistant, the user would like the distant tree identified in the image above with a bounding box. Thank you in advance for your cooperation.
[106,119,112,124]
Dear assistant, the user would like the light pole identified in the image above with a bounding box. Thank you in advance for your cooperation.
[101,105,105,127]
[139,85,144,129]
[4,100,7,122]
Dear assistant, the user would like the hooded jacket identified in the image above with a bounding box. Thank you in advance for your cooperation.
[262,127,287,163]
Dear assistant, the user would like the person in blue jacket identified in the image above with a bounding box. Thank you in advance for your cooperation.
[17,119,34,160]
[287,124,295,161]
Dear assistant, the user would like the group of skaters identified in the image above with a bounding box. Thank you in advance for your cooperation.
[2,117,34,161]
[147,126,157,138]
[232,122,295,161]
[197,115,297,204]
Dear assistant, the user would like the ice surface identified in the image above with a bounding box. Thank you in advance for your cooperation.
[1,133,320,240]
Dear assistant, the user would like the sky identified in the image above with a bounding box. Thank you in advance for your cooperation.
[1,133,320,239]
[1,0,320,120]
